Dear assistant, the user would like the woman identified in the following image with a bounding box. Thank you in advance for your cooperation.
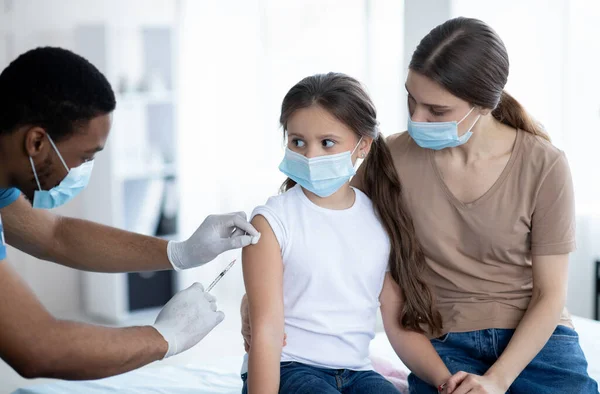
[369,17,597,394]
[241,73,451,394]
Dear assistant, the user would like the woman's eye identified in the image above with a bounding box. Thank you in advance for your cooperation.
[322,139,335,148]
[292,139,305,148]
[407,97,415,114]
[430,108,446,117]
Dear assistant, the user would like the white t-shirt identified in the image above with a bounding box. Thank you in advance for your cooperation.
[242,185,390,372]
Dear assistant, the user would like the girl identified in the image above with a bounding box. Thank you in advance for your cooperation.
[241,73,451,394]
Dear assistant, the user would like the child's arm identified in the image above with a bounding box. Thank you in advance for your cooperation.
[380,273,451,389]
[242,215,285,394]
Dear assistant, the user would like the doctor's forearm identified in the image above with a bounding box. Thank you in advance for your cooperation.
[23,320,167,380]
[52,217,171,272]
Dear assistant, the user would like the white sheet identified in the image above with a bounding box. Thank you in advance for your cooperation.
[13,316,600,394]
[12,366,242,394]
[573,315,600,383]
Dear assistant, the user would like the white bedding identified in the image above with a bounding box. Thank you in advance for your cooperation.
[13,316,600,394]
[12,365,243,394]
[573,315,600,383]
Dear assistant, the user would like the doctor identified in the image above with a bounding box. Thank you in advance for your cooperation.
[0,47,259,380]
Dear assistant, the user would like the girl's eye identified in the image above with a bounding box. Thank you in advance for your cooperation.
[292,138,306,148]
[322,139,335,148]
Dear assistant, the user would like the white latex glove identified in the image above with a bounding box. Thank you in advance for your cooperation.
[152,283,225,358]
[167,212,260,271]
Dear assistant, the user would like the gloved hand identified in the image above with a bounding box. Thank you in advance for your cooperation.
[167,212,260,271]
[152,283,225,358]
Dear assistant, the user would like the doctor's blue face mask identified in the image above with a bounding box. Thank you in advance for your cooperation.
[28,134,94,209]
[278,137,363,198]
[407,106,481,150]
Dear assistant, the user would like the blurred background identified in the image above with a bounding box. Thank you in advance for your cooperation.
[0,0,599,388]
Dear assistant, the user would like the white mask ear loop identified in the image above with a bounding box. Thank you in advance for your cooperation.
[457,107,475,124]
[351,137,364,156]
[351,137,364,170]
[29,157,42,191]
[45,134,70,172]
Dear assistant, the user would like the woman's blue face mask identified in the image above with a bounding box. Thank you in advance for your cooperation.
[408,107,481,150]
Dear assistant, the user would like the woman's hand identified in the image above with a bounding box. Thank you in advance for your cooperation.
[240,294,286,352]
[445,371,507,394]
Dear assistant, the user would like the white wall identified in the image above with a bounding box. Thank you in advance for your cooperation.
[562,0,600,319]
[402,0,451,129]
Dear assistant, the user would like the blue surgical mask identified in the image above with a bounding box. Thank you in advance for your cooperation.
[408,107,481,150]
[29,134,94,209]
[278,138,362,198]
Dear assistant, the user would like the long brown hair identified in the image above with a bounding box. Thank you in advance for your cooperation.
[409,17,550,142]
[279,73,442,334]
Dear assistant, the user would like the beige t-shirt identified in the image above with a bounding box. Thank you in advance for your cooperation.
[358,130,575,334]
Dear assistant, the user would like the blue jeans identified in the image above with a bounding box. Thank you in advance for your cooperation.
[242,362,400,394]
[408,326,599,394]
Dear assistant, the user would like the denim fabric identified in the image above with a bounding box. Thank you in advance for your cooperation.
[242,362,400,394]
[408,326,599,394]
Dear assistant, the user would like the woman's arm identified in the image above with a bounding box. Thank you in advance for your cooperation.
[380,273,451,388]
[446,254,569,393]
[242,215,285,394]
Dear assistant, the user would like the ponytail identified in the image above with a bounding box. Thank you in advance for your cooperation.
[363,133,442,335]
[280,177,296,194]
[492,91,551,142]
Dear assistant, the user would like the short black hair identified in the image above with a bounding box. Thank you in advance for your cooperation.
[0,47,116,141]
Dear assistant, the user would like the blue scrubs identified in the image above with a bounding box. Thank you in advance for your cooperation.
[0,188,20,259]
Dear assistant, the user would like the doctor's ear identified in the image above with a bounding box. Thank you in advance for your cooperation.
[23,127,49,157]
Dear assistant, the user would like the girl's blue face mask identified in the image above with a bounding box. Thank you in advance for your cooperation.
[278,138,362,198]
[29,134,94,209]
[407,107,481,150]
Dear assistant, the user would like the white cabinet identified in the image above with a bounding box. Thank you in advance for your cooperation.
[0,0,180,321]
[75,21,181,323]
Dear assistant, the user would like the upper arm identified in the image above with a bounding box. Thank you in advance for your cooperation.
[0,195,60,260]
[531,153,575,255]
[242,215,284,337]
[531,254,569,301]
[379,273,403,333]
[0,259,54,373]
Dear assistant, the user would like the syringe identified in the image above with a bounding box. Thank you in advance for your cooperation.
[206,259,237,292]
